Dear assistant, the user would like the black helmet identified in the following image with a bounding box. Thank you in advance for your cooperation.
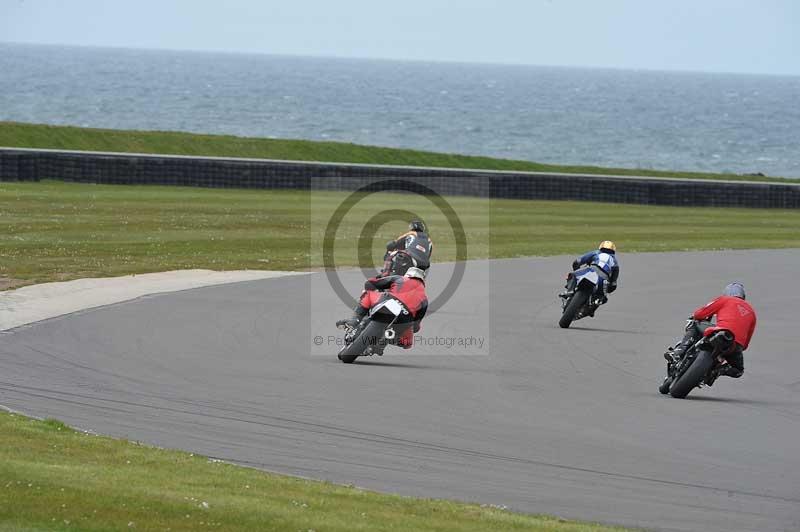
[723,282,746,300]
[409,220,426,232]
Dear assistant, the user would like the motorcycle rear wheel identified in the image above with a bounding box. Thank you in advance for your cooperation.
[559,287,591,329]
[669,350,714,398]
[338,320,386,364]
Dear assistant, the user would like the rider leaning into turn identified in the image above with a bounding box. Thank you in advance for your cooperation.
[381,220,434,276]
[338,266,429,349]
[667,282,757,379]
[566,240,620,315]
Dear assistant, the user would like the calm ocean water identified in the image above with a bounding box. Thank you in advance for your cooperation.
[1,42,799,177]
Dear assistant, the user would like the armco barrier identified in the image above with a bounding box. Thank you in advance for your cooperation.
[1,147,799,208]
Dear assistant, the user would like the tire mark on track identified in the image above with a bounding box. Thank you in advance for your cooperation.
[21,343,159,387]
[1,380,797,506]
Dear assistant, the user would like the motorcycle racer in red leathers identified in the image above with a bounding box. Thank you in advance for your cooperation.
[337,267,428,351]
[666,282,757,379]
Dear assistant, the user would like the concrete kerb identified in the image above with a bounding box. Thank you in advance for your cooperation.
[0,269,308,332]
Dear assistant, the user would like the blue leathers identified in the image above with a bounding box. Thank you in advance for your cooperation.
[572,250,620,296]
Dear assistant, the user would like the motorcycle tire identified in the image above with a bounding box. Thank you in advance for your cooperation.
[559,286,591,329]
[669,349,714,399]
[337,320,385,364]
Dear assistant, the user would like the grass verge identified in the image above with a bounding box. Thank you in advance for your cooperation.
[1,181,799,287]
[1,121,796,183]
[0,411,631,532]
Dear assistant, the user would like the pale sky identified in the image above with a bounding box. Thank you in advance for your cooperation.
[1,0,798,75]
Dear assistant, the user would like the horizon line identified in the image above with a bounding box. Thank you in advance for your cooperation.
[2,40,799,79]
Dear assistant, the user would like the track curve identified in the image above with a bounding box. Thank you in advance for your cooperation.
[2,250,799,532]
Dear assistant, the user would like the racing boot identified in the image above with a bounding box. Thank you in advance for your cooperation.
[336,318,359,329]
[665,342,690,363]
[666,329,699,362]
[336,305,367,329]
[559,275,576,299]
[663,344,680,363]
[586,295,606,318]
[715,364,743,379]
[705,362,742,387]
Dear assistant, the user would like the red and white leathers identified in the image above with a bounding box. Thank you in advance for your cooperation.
[359,275,428,348]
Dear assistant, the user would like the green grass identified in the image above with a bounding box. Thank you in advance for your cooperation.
[1,121,796,183]
[0,411,632,532]
[2,181,799,287]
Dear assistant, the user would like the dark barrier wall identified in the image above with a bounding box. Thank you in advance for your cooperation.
[2,147,799,208]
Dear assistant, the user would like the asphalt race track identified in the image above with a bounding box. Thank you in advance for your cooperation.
[2,250,799,532]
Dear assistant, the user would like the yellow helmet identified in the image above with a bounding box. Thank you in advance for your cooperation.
[598,240,617,252]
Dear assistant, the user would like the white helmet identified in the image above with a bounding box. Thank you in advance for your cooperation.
[405,267,426,281]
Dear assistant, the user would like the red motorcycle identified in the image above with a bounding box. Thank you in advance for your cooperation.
[336,296,414,363]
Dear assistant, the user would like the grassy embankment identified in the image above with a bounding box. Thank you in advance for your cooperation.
[1,121,796,182]
[1,181,799,287]
[0,411,632,532]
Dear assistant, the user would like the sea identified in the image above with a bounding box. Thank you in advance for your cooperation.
[1,42,799,177]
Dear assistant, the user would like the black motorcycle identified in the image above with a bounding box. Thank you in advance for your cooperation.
[660,321,735,398]
[336,296,412,364]
[558,267,605,328]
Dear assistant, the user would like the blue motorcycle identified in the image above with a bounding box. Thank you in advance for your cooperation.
[558,267,606,328]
